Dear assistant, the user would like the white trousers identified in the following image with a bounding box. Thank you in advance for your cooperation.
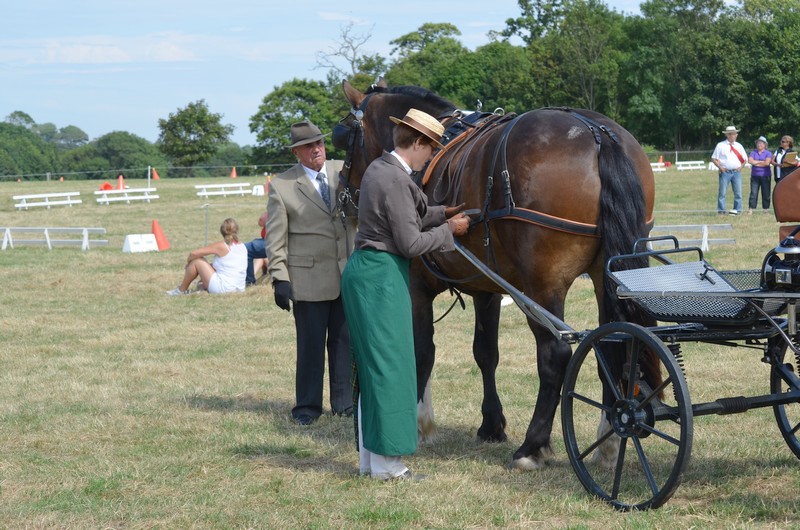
[358,396,408,479]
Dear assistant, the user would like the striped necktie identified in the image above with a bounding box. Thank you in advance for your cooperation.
[316,173,331,210]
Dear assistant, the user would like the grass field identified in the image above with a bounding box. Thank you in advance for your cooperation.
[1,170,799,528]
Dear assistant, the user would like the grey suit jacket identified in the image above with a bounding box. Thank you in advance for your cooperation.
[266,159,347,301]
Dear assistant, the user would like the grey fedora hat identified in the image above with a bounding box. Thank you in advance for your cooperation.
[286,120,329,148]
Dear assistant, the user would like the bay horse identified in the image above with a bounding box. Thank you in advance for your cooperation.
[333,79,658,470]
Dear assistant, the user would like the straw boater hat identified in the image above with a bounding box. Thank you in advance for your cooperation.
[389,108,445,148]
[286,120,329,148]
[722,125,740,135]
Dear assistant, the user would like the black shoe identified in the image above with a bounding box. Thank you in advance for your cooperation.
[294,414,316,426]
[333,408,353,418]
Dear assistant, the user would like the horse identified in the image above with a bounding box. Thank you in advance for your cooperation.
[333,79,659,470]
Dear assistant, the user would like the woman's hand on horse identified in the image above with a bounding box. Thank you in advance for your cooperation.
[447,213,470,237]
[445,203,466,218]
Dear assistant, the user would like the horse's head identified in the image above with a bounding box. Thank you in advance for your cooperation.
[332,79,457,215]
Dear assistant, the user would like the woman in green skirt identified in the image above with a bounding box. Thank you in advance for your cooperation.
[341,108,469,480]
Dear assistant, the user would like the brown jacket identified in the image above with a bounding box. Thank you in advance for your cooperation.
[266,160,347,301]
[354,151,453,258]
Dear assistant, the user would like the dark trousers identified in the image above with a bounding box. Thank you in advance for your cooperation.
[292,297,353,419]
[749,175,771,210]
[244,238,267,285]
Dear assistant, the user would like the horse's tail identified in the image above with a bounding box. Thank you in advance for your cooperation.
[596,139,662,387]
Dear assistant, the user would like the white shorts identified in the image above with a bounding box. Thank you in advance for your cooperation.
[206,273,243,294]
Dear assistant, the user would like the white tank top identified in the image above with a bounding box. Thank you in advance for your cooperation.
[213,242,247,291]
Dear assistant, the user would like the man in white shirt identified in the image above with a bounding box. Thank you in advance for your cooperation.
[711,125,747,215]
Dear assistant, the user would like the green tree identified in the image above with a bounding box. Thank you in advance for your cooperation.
[0,122,58,177]
[496,0,565,44]
[157,100,234,173]
[390,23,462,58]
[34,122,58,143]
[546,0,626,116]
[90,131,166,178]
[249,79,344,165]
[385,24,471,103]
[56,125,89,150]
[4,111,35,129]
[57,144,112,179]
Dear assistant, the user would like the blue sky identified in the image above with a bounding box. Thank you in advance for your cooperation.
[2,1,644,146]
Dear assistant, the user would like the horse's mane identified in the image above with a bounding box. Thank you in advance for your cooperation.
[365,84,456,113]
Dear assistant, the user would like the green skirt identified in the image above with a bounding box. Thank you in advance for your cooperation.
[341,249,417,456]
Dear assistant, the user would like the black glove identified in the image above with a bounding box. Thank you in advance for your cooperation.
[273,280,294,311]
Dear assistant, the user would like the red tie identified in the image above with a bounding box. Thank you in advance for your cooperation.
[730,144,745,165]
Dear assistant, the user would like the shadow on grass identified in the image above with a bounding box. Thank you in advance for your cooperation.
[184,393,290,415]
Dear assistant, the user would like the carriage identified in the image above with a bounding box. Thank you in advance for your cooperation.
[334,80,800,512]
[456,231,800,510]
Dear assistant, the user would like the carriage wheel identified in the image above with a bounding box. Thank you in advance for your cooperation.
[769,339,800,459]
[561,322,693,510]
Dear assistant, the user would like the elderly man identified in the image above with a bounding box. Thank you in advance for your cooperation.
[265,120,352,425]
[711,125,747,215]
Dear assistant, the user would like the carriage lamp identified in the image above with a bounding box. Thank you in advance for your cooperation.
[762,231,800,292]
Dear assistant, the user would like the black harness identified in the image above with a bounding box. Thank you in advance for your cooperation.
[332,98,624,290]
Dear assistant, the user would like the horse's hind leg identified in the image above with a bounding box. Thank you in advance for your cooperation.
[472,292,507,442]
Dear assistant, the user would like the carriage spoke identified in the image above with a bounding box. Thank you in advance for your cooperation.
[611,437,628,500]
[625,338,642,400]
[635,423,681,446]
[569,391,609,412]
[631,436,660,496]
[576,423,617,461]
[789,420,800,436]
[593,345,624,402]
[637,375,674,408]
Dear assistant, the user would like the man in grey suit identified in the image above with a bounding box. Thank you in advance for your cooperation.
[266,120,352,425]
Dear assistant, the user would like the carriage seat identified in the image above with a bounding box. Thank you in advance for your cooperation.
[609,261,773,325]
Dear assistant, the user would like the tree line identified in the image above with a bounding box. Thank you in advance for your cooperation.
[4,0,799,178]
[251,0,800,164]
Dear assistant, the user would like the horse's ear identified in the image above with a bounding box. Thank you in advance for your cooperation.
[342,79,365,108]
[376,77,388,88]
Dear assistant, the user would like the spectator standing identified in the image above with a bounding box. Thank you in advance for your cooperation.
[711,125,747,215]
[265,120,352,425]
[748,136,773,214]
[772,135,798,184]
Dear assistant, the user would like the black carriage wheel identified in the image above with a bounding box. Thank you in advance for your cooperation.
[561,322,693,511]
[769,339,800,459]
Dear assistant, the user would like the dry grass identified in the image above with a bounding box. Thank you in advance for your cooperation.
[1,172,799,528]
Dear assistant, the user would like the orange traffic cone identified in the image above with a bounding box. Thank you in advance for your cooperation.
[152,219,171,251]
[230,166,237,179]
[100,181,113,190]
[152,168,160,180]
[117,174,125,190]
[658,155,664,164]
[59,176,64,182]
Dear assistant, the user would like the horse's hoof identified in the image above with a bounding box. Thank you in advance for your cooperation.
[509,456,545,471]
[476,429,507,443]
[417,420,437,445]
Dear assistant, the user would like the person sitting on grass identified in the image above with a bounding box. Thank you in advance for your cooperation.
[245,211,269,286]
[166,218,247,295]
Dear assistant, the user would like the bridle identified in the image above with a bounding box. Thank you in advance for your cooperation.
[332,93,376,218]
